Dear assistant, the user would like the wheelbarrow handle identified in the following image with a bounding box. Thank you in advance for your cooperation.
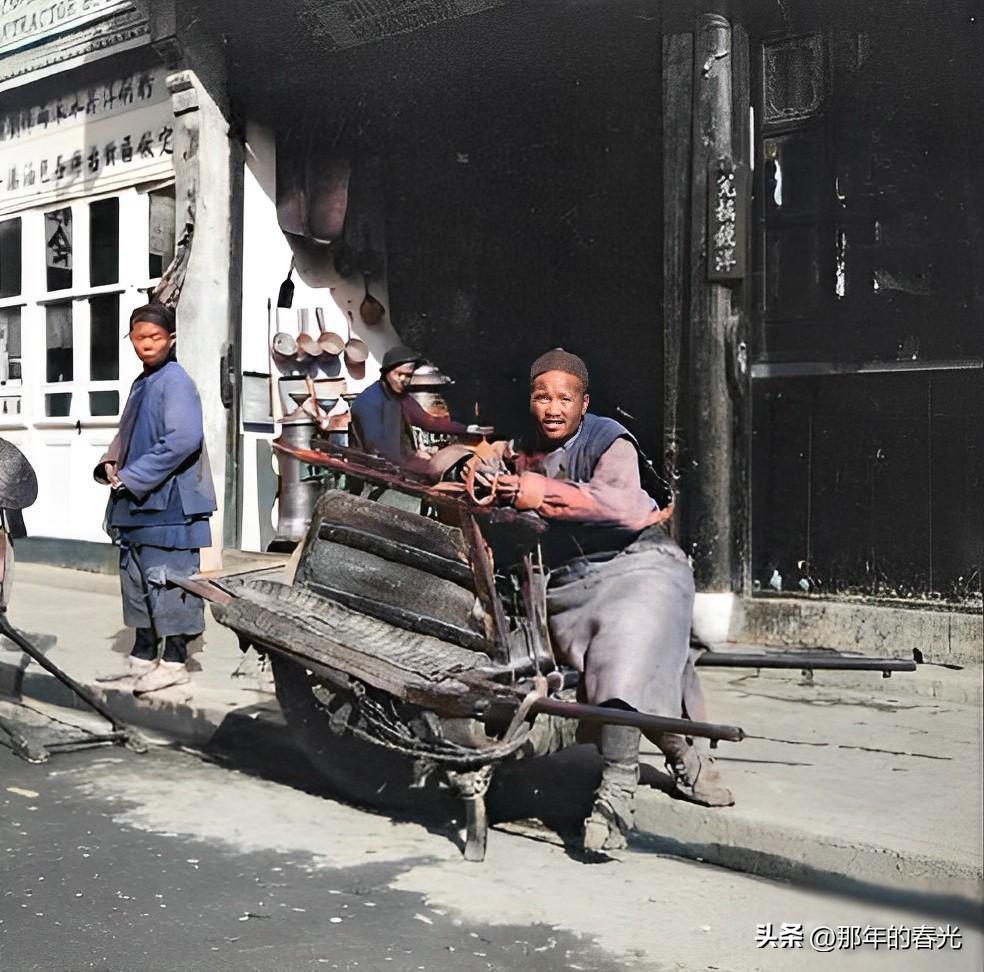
[529,696,745,743]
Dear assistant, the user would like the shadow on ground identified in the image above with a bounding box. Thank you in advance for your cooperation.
[204,709,984,928]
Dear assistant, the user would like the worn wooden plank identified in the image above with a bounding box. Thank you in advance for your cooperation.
[217,580,474,666]
[313,523,474,588]
[308,489,469,565]
[211,589,490,718]
[303,580,492,654]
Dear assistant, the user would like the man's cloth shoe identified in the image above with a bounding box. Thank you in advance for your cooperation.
[96,656,156,684]
[583,723,640,852]
[132,660,190,695]
[582,784,634,852]
[666,749,734,807]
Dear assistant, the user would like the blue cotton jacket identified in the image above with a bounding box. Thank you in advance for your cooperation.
[351,379,469,463]
[94,360,217,522]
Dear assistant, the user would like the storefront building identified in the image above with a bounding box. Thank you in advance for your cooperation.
[0,2,177,551]
[4,0,980,658]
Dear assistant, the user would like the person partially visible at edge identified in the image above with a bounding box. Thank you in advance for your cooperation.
[489,348,733,852]
[350,345,492,465]
[93,302,217,695]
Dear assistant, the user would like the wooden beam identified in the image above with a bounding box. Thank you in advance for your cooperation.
[662,31,695,543]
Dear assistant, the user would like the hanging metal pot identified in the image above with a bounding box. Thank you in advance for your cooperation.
[359,272,385,326]
[271,331,299,374]
[315,307,345,356]
[272,331,297,357]
[291,308,321,366]
[344,311,369,365]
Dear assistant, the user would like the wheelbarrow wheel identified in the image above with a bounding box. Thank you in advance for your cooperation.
[270,654,453,815]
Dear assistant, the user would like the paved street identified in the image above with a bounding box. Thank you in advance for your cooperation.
[1,709,980,972]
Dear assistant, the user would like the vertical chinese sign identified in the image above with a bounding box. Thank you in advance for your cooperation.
[707,158,749,282]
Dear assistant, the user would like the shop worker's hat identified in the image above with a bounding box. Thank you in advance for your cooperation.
[530,348,589,390]
[380,345,423,374]
[0,438,39,511]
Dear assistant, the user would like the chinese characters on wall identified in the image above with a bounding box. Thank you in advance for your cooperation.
[0,66,174,215]
[707,158,748,281]
[0,70,162,144]
[1,124,172,194]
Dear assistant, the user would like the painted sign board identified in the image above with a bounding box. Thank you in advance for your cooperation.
[0,0,132,56]
[707,158,749,282]
[0,66,173,215]
[0,1,147,92]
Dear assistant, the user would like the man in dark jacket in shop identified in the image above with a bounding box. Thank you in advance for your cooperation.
[350,345,490,464]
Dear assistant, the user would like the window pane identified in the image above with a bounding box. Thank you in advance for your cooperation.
[89,293,120,381]
[45,208,73,291]
[0,218,22,298]
[45,301,73,382]
[89,198,120,286]
[148,186,176,278]
[752,371,982,603]
[45,392,72,417]
[89,391,120,416]
[0,306,22,382]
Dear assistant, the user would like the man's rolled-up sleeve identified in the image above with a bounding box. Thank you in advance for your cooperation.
[517,438,663,529]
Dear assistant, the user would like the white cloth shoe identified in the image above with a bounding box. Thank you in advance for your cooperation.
[96,656,157,684]
[132,660,190,695]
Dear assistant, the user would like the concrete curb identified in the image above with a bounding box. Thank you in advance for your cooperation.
[0,649,281,748]
[2,649,981,908]
[739,596,983,667]
[631,788,984,911]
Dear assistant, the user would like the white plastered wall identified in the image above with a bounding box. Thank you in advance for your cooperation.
[238,122,402,551]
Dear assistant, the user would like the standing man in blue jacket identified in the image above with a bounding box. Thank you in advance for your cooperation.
[95,302,216,694]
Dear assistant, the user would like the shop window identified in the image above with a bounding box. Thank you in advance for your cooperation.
[45,393,72,417]
[0,218,22,298]
[89,293,120,382]
[752,19,981,604]
[752,370,982,604]
[45,208,73,291]
[148,186,176,278]
[89,198,120,286]
[89,391,120,416]
[45,301,73,383]
[0,306,22,381]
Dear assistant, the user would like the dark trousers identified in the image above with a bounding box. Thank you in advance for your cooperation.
[130,628,188,664]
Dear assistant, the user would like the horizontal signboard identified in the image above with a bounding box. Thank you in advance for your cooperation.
[0,0,132,57]
[0,66,173,215]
